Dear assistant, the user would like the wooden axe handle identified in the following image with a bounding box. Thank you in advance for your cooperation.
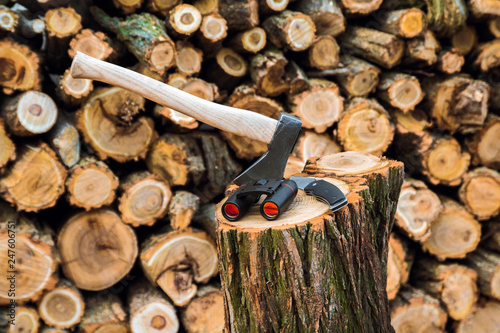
[70,52,277,143]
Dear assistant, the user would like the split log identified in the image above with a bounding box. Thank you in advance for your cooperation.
[180,285,224,333]
[128,278,179,333]
[1,91,58,136]
[38,280,85,329]
[79,294,128,333]
[421,197,481,260]
[340,0,381,15]
[293,0,345,37]
[47,111,81,168]
[217,151,404,332]
[0,203,58,305]
[336,98,394,156]
[166,4,202,38]
[466,115,500,169]
[65,156,119,210]
[118,171,172,227]
[412,258,478,320]
[403,30,441,67]
[259,0,289,14]
[465,248,500,301]
[92,8,176,74]
[250,48,290,97]
[305,35,340,70]
[227,27,266,54]
[390,287,448,332]
[0,119,15,170]
[489,17,500,38]
[450,25,477,55]
[218,0,258,31]
[168,191,200,230]
[0,142,67,212]
[376,72,424,112]
[174,41,203,76]
[196,13,227,56]
[0,38,41,93]
[395,179,442,241]
[288,78,343,133]
[262,10,316,51]
[76,87,156,162]
[387,233,414,301]
[334,55,380,97]
[425,0,467,37]
[422,74,489,134]
[58,209,138,291]
[459,167,500,221]
[473,39,500,72]
[292,130,341,163]
[113,0,144,14]
[140,228,218,307]
[338,26,405,69]
[204,48,247,90]
[378,8,427,38]
[469,0,500,18]
[6,306,40,333]
[56,69,94,107]
[456,300,500,333]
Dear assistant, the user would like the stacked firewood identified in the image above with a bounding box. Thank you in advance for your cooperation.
[0,0,499,331]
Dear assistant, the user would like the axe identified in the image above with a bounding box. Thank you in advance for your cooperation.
[70,52,347,214]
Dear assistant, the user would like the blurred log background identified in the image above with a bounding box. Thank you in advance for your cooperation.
[0,0,499,332]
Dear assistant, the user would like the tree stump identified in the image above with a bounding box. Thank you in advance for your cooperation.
[215,151,404,332]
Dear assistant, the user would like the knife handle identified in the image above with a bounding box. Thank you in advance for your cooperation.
[70,52,278,144]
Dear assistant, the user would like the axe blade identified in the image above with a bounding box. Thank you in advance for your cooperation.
[233,113,302,185]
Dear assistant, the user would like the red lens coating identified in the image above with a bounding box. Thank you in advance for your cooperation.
[263,202,279,218]
[224,203,239,218]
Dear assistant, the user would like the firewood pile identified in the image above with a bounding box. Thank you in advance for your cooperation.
[0,0,499,331]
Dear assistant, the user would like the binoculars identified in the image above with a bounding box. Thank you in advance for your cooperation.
[222,179,298,221]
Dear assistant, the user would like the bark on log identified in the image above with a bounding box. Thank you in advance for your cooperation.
[459,167,500,221]
[218,0,258,31]
[262,10,316,51]
[456,300,500,333]
[147,0,180,16]
[227,27,267,54]
[305,35,340,70]
[489,17,500,38]
[79,294,128,333]
[0,6,18,33]
[340,0,382,15]
[174,41,203,76]
[47,111,81,168]
[0,38,41,93]
[259,0,289,14]
[203,48,247,90]
[192,0,219,15]
[412,258,478,320]
[469,0,500,18]
[436,48,465,74]
[424,0,467,37]
[56,69,94,107]
[466,115,500,169]
[403,30,441,67]
[483,220,500,253]
[250,48,290,97]
[473,39,500,72]
[217,151,404,332]
[376,72,424,112]
[465,248,500,301]
[38,280,85,329]
[6,306,40,333]
[293,0,345,37]
[0,119,15,170]
[180,285,224,333]
[168,191,200,230]
[113,0,144,14]
[335,55,380,97]
[386,233,414,300]
[118,171,172,227]
[378,8,427,38]
[68,29,113,62]
[58,209,138,291]
[166,4,202,38]
[450,25,477,55]
[196,13,227,57]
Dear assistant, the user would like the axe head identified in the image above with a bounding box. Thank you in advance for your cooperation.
[233,113,302,185]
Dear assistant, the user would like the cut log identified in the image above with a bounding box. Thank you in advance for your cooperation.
[0,38,41,93]
[182,78,219,102]
[339,26,405,69]
[469,0,500,18]
[227,27,266,54]
[58,209,138,291]
[204,48,247,90]
[174,41,203,76]
[436,48,465,74]
[168,191,200,230]
[403,30,441,67]
[473,39,500,72]
[68,29,113,61]
[466,115,500,169]
[118,171,172,227]
[128,278,179,333]
[286,60,311,96]
[293,0,345,37]
[1,91,58,136]
[335,55,380,97]
[412,258,478,320]
[456,300,500,333]
[387,233,414,301]
[217,151,403,331]
[92,8,176,74]
[76,87,156,162]
[263,10,316,51]
[284,155,306,179]
[376,72,424,112]
[140,228,219,306]
[489,17,500,38]
[113,0,144,14]
[196,13,227,57]
[9,4,45,39]
[395,179,442,241]
[166,4,202,37]
[0,203,58,305]
[147,0,180,16]
[0,142,67,212]
[305,35,340,70]
[390,287,448,333]
[192,204,217,240]
[378,8,427,38]
[56,69,94,107]
[250,48,290,97]
[154,104,199,130]
[65,156,119,210]
[288,78,343,133]
[450,25,478,55]
[340,0,381,15]
[459,167,500,221]
[421,197,481,260]
[259,0,289,14]
[79,294,128,333]
[0,6,17,33]
[47,111,80,168]
[226,84,284,119]
[0,119,15,170]
[292,130,342,162]
[192,0,219,15]
[465,248,500,301]
[336,98,394,156]
[38,280,85,329]
[220,131,268,160]
[180,285,224,333]
[45,7,82,38]
[483,220,500,253]
[7,306,40,333]
[425,0,467,37]
[422,75,489,134]
[218,0,258,31]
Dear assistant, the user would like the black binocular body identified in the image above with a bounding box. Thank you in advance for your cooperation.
[222,179,298,221]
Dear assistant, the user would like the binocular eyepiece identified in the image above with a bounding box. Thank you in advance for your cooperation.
[222,179,298,221]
